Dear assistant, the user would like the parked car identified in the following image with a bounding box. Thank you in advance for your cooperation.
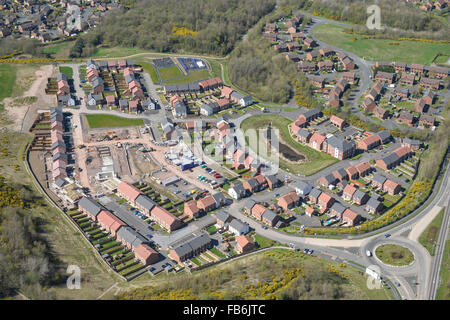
[385,233,391,238]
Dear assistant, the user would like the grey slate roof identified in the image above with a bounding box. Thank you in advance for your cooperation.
[265,174,279,185]
[403,138,420,146]
[372,174,387,185]
[229,219,249,234]
[302,107,320,119]
[366,197,382,210]
[246,178,259,189]
[330,202,346,214]
[116,226,147,248]
[172,233,211,257]
[326,135,355,152]
[380,153,399,166]
[79,196,103,217]
[262,209,278,223]
[336,168,348,179]
[54,178,67,188]
[323,173,337,185]
[295,180,312,194]
[376,130,391,143]
[309,187,322,199]
[353,190,368,200]
[231,181,245,195]
[297,128,311,139]
[135,194,156,211]
[215,211,231,223]
[211,192,226,206]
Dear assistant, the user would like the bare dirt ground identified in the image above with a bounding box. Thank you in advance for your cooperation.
[3,64,56,132]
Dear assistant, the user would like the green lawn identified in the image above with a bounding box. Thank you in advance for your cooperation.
[140,62,160,83]
[164,69,211,84]
[59,66,73,79]
[375,244,414,266]
[42,41,74,58]
[240,114,338,176]
[419,207,445,256]
[436,238,450,300]
[91,46,149,58]
[254,234,283,248]
[312,24,450,65]
[157,65,182,81]
[85,114,144,129]
[0,64,17,101]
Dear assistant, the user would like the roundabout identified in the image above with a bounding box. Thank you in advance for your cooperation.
[374,244,415,267]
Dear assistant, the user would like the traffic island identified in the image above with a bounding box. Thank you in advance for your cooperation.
[375,244,415,267]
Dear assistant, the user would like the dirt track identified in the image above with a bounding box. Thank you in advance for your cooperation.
[3,64,55,132]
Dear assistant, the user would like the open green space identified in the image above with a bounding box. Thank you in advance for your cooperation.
[140,62,160,83]
[375,244,414,266]
[436,238,450,300]
[117,249,393,300]
[42,41,75,58]
[91,46,149,58]
[59,66,73,79]
[164,69,211,84]
[0,64,17,101]
[157,65,182,81]
[312,24,450,65]
[419,207,445,256]
[84,114,144,129]
[240,114,338,176]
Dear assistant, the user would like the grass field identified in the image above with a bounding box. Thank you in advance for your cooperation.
[375,244,415,266]
[85,114,144,128]
[140,62,160,83]
[114,248,394,300]
[157,65,183,81]
[436,238,450,300]
[59,66,73,79]
[0,64,17,101]
[42,41,75,58]
[419,207,445,256]
[312,24,450,65]
[240,114,338,175]
[91,46,149,58]
[164,69,211,84]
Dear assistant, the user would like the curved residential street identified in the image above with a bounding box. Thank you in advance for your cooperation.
[56,9,450,299]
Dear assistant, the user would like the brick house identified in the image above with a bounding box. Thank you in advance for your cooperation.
[278,191,300,211]
[235,235,255,254]
[357,134,382,151]
[342,184,357,201]
[383,179,401,196]
[317,192,335,213]
[117,181,142,204]
[342,209,361,226]
[354,161,371,177]
[197,195,216,213]
[184,200,201,218]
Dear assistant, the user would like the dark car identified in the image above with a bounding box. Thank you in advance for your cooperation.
[385,233,391,238]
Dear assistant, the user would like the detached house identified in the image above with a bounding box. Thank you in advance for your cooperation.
[277,191,300,211]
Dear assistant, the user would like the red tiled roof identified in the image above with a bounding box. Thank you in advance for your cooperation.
[150,206,179,226]
[236,235,253,248]
[343,209,359,221]
[117,181,142,201]
[318,192,332,204]
[384,179,399,191]
[355,161,371,174]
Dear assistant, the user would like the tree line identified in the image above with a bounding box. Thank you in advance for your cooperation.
[298,0,449,38]
[0,176,63,299]
[70,0,276,57]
